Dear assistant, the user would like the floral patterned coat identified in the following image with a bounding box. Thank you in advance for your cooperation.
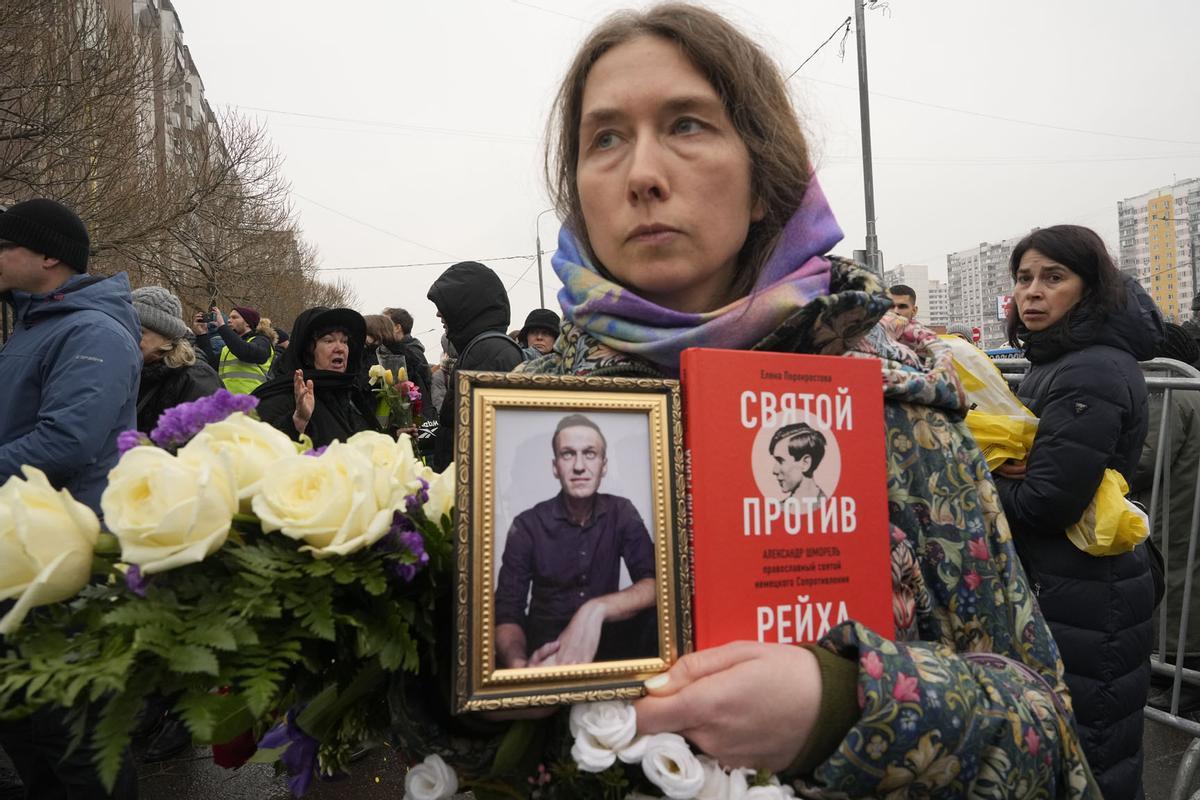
[519,258,1101,799]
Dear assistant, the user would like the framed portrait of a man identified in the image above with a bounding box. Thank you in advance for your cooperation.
[451,371,689,713]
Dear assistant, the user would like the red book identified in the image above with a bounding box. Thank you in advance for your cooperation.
[680,348,894,649]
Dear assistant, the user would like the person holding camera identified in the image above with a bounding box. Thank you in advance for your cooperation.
[192,304,277,395]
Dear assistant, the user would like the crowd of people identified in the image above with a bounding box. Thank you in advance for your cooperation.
[2,3,1199,799]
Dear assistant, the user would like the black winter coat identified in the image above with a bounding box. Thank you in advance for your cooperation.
[427,262,524,471]
[136,359,222,433]
[997,277,1164,800]
[252,308,380,448]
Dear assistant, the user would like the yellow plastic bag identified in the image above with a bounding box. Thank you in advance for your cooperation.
[941,336,1147,557]
[1066,470,1150,556]
[940,336,1039,471]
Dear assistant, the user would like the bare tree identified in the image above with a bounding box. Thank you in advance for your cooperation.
[0,0,331,328]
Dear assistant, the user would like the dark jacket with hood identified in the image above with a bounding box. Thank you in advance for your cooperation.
[137,358,222,434]
[997,277,1164,800]
[400,334,433,410]
[427,262,523,470]
[196,324,273,370]
[0,272,141,514]
[252,307,380,448]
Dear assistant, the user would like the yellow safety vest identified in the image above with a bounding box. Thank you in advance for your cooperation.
[218,335,274,395]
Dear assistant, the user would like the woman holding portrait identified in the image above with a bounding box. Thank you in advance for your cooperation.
[509,4,1100,796]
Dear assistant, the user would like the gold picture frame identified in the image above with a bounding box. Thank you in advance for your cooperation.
[452,371,690,713]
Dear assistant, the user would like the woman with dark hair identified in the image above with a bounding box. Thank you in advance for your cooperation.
[398,4,1102,797]
[251,307,380,447]
[996,224,1163,800]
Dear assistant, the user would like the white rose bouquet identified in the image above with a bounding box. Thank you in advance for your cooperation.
[0,392,780,800]
[0,390,452,796]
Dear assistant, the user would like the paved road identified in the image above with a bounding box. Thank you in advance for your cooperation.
[1,718,1196,798]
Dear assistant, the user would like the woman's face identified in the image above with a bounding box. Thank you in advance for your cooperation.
[311,331,350,372]
[139,328,170,364]
[1013,249,1086,332]
[575,35,762,314]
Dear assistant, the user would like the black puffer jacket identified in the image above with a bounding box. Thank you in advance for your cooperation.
[252,308,380,448]
[136,359,222,434]
[997,277,1164,800]
[427,262,524,470]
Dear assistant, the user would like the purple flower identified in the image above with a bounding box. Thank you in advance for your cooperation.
[125,565,147,597]
[116,430,150,455]
[375,512,429,583]
[257,708,318,796]
[404,479,430,514]
[303,445,328,457]
[149,390,259,449]
[390,530,430,583]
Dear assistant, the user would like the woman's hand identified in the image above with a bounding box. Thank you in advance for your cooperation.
[994,459,1027,480]
[634,641,822,773]
[292,369,315,435]
[191,312,208,336]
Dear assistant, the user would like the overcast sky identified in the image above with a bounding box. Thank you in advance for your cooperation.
[176,1,1200,356]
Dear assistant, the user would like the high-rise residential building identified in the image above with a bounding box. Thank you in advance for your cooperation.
[1118,178,1200,322]
[946,233,1029,348]
[926,279,949,328]
[127,0,220,171]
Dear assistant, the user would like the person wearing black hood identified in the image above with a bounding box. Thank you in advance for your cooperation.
[994,224,1164,800]
[252,307,380,448]
[427,261,523,470]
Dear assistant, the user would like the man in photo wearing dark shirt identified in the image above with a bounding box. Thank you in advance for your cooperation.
[494,414,656,668]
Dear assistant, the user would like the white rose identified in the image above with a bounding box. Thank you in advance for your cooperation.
[744,785,795,799]
[0,467,99,634]
[251,442,384,557]
[420,464,455,524]
[571,701,639,772]
[346,430,424,512]
[179,413,297,509]
[102,445,237,574]
[695,756,733,800]
[639,733,705,800]
[403,754,458,800]
[368,364,387,385]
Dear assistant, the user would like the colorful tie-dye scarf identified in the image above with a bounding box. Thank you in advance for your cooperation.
[552,178,843,376]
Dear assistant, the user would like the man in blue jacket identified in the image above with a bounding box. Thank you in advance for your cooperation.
[0,198,141,515]
[0,199,141,797]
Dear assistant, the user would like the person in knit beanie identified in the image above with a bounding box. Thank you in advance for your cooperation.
[0,199,142,797]
[0,198,90,273]
[191,302,276,393]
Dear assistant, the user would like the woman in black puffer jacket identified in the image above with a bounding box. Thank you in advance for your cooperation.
[995,225,1164,800]
[132,286,222,433]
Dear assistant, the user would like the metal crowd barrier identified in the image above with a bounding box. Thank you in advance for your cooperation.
[994,355,1200,799]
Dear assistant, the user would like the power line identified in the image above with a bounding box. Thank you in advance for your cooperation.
[292,192,458,259]
[234,105,538,145]
[505,257,539,292]
[317,252,551,272]
[786,17,852,81]
[798,76,1200,147]
[508,0,589,23]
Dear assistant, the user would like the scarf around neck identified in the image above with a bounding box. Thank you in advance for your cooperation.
[552,178,843,376]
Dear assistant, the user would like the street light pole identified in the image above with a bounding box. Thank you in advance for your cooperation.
[534,208,555,309]
[854,0,882,275]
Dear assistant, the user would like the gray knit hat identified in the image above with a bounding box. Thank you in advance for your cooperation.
[132,286,189,339]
